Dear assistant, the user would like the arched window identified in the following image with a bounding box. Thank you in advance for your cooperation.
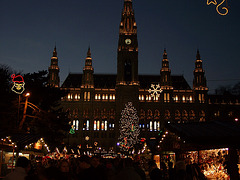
[182,110,188,122]
[175,110,181,122]
[165,110,170,120]
[199,110,205,122]
[189,110,195,121]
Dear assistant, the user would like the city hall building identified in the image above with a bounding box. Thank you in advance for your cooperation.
[48,0,240,153]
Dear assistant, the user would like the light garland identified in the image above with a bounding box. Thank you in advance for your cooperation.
[24,137,50,153]
[118,102,140,151]
[207,0,228,15]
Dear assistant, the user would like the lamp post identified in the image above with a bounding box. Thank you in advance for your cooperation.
[19,92,30,130]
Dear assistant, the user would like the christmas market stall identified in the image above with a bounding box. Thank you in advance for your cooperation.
[166,121,240,180]
[0,137,16,178]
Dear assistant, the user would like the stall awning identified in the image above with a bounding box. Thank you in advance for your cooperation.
[166,121,240,149]
[10,133,40,147]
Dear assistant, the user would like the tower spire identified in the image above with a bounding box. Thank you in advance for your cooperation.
[53,44,57,57]
[82,47,94,88]
[160,49,172,87]
[193,50,208,90]
[48,45,60,87]
[87,46,91,58]
[117,0,138,84]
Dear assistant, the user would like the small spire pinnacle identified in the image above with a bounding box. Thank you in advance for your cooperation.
[87,46,91,57]
[196,49,201,60]
[53,44,57,57]
[163,48,167,59]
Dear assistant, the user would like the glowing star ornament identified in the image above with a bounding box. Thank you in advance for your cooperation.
[119,102,140,151]
[11,74,25,94]
[148,84,163,98]
[207,0,217,5]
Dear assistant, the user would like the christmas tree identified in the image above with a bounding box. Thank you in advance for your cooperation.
[119,102,140,151]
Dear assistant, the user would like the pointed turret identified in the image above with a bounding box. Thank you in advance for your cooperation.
[82,47,94,88]
[53,45,57,57]
[160,49,173,103]
[193,49,207,88]
[160,49,172,86]
[193,49,208,103]
[48,45,60,87]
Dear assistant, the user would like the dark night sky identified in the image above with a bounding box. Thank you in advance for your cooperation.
[1,0,240,93]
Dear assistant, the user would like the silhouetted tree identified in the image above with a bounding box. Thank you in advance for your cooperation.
[22,70,69,148]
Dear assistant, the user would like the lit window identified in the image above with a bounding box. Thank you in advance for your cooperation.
[105,121,107,131]
[101,121,104,130]
[113,95,115,100]
[106,94,108,100]
[87,92,90,101]
[190,96,193,102]
[157,122,160,131]
[150,121,153,131]
[75,120,79,130]
[86,120,89,130]
[102,94,105,100]
[110,94,112,100]
[154,121,157,131]
[97,121,100,130]
[73,120,76,129]
[68,94,73,100]
[95,94,98,100]
[94,121,97,130]
[182,96,185,102]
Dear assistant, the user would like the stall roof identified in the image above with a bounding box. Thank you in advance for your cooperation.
[166,121,240,149]
[10,133,40,148]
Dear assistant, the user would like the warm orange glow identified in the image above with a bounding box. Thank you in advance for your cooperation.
[207,0,228,15]
[216,0,228,15]
[25,92,30,97]
[207,0,217,5]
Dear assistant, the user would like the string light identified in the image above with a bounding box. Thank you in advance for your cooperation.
[118,102,140,151]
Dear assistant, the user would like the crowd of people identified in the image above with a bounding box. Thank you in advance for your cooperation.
[3,155,207,180]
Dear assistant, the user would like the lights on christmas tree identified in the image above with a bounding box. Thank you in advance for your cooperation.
[119,102,140,151]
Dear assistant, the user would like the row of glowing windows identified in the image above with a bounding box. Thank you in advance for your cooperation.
[139,94,191,101]
[95,94,115,100]
[67,93,204,102]
[66,93,115,100]
[72,120,160,131]
[141,121,161,131]
[72,120,114,131]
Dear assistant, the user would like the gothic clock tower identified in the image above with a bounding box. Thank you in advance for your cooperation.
[116,0,140,132]
[117,0,138,85]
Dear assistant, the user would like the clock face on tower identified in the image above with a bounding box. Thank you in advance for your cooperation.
[125,39,131,45]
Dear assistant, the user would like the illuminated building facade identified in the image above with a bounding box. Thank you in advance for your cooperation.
[48,0,240,153]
